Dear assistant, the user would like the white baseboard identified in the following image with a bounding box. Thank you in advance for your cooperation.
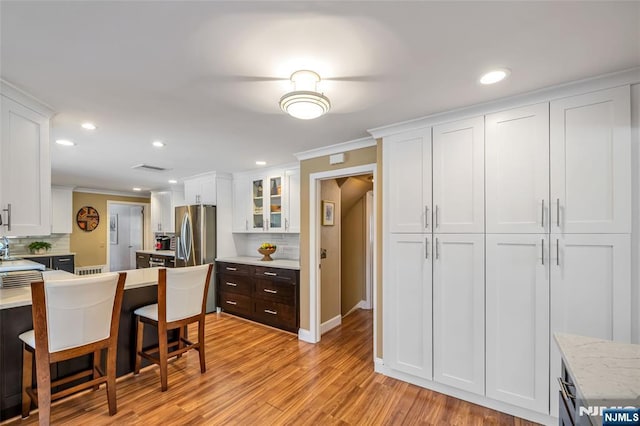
[374,357,385,373]
[320,315,342,334]
[343,300,369,317]
[297,328,316,343]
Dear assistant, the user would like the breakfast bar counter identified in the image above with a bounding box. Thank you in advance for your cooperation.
[215,256,300,270]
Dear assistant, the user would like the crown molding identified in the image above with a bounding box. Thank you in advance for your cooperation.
[74,188,151,198]
[368,67,640,139]
[294,136,376,161]
[0,79,56,118]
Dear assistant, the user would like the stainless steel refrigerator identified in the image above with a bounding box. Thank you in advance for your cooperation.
[175,204,216,313]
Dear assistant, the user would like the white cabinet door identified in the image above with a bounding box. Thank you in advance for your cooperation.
[232,177,251,232]
[167,190,184,233]
[386,128,431,233]
[150,191,167,232]
[433,234,484,395]
[433,117,484,233]
[486,234,549,414]
[284,168,300,233]
[486,103,549,233]
[184,175,217,205]
[0,96,51,237]
[550,86,631,234]
[549,233,631,416]
[51,187,72,234]
[184,178,199,205]
[266,174,284,232]
[384,234,432,379]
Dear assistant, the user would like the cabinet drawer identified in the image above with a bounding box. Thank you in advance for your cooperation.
[53,255,75,273]
[254,266,296,282]
[217,262,250,276]
[254,279,295,304]
[219,292,251,317]
[253,299,297,331]
[218,274,252,296]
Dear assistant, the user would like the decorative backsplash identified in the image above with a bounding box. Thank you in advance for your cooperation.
[233,233,300,260]
[6,234,71,255]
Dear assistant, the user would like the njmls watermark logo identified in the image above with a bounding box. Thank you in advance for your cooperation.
[579,406,640,425]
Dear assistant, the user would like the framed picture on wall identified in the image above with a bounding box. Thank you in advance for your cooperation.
[110,214,118,244]
[322,200,335,226]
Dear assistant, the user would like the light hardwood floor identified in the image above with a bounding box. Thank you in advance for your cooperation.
[6,310,539,425]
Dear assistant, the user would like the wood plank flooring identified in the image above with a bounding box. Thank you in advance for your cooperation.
[4,310,539,425]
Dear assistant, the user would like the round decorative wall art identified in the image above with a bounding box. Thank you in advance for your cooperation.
[76,206,100,232]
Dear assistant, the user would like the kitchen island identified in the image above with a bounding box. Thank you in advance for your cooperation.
[0,268,166,421]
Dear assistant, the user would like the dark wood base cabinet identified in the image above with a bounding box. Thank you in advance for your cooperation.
[217,262,299,333]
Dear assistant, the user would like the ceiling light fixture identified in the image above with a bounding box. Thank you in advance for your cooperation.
[152,140,165,148]
[132,187,142,191]
[255,161,267,166]
[279,70,331,120]
[168,179,177,184]
[81,122,97,130]
[55,139,75,146]
[479,68,511,85]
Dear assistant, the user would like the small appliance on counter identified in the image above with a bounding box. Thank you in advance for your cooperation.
[155,235,171,250]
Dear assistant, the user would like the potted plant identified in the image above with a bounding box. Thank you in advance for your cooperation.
[28,241,52,254]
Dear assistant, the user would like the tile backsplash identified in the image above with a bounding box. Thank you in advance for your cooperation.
[233,233,300,260]
[6,234,71,255]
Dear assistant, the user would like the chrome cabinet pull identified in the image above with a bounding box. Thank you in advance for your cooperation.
[541,239,545,265]
[424,206,429,229]
[57,258,71,262]
[226,267,237,271]
[264,309,277,315]
[225,282,237,287]
[245,219,248,231]
[435,205,439,228]
[263,288,278,294]
[2,204,11,231]
[425,238,429,259]
[263,272,277,276]
[541,199,545,228]
[556,239,560,266]
[225,300,237,305]
[435,238,440,260]
[285,218,289,231]
[556,198,560,228]
[557,378,575,400]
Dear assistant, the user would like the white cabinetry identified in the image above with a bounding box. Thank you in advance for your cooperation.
[51,187,73,234]
[486,103,550,234]
[432,234,484,395]
[150,189,184,233]
[384,233,432,379]
[550,86,631,234]
[1,88,52,237]
[184,173,217,205]
[485,234,549,414]
[386,128,431,233]
[284,168,300,233]
[433,117,484,233]
[232,178,251,232]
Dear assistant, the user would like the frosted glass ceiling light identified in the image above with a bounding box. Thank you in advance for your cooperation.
[279,70,331,120]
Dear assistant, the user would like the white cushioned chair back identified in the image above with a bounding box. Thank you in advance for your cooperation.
[165,264,209,322]
[44,272,120,353]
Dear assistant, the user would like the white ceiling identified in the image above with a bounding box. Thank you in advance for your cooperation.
[1,1,639,194]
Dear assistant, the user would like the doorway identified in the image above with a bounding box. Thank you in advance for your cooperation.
[308,163,377,350]
[107,202,145,271]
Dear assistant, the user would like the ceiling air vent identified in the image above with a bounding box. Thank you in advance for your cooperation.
[131,164,170,173]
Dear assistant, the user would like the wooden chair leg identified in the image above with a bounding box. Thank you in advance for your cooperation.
[198,318,206,374]
[34,348,52,426]
[158,325,169,392]
[93,350,101,391]
[134,317,143,375]
[21,345,33,418]
[176,326,184,359]
[106,347,117,416]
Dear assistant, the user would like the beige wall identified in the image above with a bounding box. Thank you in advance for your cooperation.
[341,195,365,315]
[299,145,379,338]
[70,192,149,267]
[320,179,341,324]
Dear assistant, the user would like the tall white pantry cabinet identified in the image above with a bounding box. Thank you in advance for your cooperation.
[382,85,631,421]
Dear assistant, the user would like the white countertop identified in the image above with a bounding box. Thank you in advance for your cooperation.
[17,252,75,258]
[216,256,300,270]
[136,250,175,256]
[0,259,45,273]
[0,267,160,310]
[554,333,640,425]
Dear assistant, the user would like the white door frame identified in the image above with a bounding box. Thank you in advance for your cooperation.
[106,200,150,272]
[307,163,377,351]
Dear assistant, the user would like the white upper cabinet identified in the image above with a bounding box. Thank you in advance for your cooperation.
[550,86,631,234]
[432,117,484,233]
[433,234,484,395]
[386,128,432,233]
[1,92,52,237]
[486,103,550,234]
[51,187,73,234]
[284,168,300,233]
[150,189,184,233]
[232,177,251,232]
[384,233,432,379]
[485,234,549,414]
[184,173,217,205]
[548,233,631,416]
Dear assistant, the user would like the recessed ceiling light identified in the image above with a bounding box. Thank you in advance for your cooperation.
[132,187,142,191]
[152,140,165,148]
[479,68,511,85]
[81,122,97,130]
[168,179,177,184]
[256,161,267,166]
[55,139,75,146]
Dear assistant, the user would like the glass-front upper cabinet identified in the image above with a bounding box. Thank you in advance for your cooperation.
[269,176,282,230]
[251,175,283,231]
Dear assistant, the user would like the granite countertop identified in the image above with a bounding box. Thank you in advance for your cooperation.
[0,267,160,310]
[136,250,175,256]
[216,256,300,270]
[554,333,640,425]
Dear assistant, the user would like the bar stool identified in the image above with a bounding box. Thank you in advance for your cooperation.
[134,264,213,391]
[20,272,126,425]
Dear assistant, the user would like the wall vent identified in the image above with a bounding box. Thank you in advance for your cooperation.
[75,265,106,276]
[131,164,170,172]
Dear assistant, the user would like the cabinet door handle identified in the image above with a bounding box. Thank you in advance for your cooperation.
[425,238,429,260]
[57,258,71,262]
[435,205,439,228]
[285,218,289,231]
[541,199,545,229]
[225,282,237,287]
[264,309,277,315]
[556,239,560,266]
[2,204,11,231]
[435,238,440,260]
[541,239,545,265]
[263,272,277,276]
[263,288,278,294]
[225,300,237,305]
[245,219,248,231]
[424,206,429,229]
[226,267,237,271]
[266,219,270,231]
[556,198,560,228]
[557,378,575,400]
